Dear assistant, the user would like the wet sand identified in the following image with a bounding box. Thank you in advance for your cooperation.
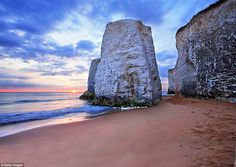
[0,96,235,167]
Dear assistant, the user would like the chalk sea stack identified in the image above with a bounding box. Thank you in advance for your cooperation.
[81,19,162,106]
[80,58,100,99]
[168,0,236,102]
[167,69,175,94]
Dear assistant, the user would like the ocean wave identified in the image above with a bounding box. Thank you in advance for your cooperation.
[0,98,75,105]
[0,105,115,125]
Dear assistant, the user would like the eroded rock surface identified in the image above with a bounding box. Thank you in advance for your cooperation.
[172,0,236,102]
[88,58,100,93]
[80,58,100,99]
[94,19,162,106]
[167,69,175,94]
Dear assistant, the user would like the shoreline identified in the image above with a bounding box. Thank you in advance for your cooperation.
[0,105,145,138]
[0,96,235,166]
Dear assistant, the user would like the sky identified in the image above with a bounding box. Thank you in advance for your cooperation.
[0,0,217,92]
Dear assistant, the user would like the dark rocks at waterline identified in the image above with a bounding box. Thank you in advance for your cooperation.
[92,96,154,107]
[79,91,94,99]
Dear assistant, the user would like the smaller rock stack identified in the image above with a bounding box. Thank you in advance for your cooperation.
[167,69,175,94]
[79,58,100,99]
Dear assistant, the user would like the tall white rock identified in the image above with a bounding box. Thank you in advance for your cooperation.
[94,19,162,106]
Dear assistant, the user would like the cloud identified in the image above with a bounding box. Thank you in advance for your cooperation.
[50,61,66,68]
[109,0,173,23]
[157,51,177,61]
[0,32,21,47]
[40,70,75,76]
[76,40,96,51]
[76,65,88,73]
[156,51,177,66]
[0,0,80,59]
[79,0,176,24]
[0,80,39,88]
[20,56,89,76]
[0,36,78,59]
[156,51,177,78]
[158,65,174,78]
[22,64,76,76]
[38,65,88,76]
[0,73,28,80]
[179,0,217,25]
[51,44,76,57]
[0,0,79,35]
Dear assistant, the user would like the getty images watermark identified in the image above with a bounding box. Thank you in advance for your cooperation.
[0,163,24,167]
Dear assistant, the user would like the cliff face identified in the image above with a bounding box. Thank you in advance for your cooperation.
[173,0,236,101]
[167,69,175,94]
[94,19,162,106]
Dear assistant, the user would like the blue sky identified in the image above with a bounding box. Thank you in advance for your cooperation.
[0,0,217,92]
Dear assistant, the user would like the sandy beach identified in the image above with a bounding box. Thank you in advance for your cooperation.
[0,96,235,167]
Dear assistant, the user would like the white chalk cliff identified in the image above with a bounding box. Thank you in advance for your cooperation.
[170,0,236,102]
[94,19,162,106]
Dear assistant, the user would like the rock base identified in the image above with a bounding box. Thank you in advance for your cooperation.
[79,91,94,99]
[92,96,155,107]
[167,90,175,94]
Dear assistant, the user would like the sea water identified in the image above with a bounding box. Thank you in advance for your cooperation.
[0,92,114,137]
[0,92,168,137]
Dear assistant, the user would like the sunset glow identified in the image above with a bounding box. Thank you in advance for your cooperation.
[70,90,79,94]
[0,87,85,93]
